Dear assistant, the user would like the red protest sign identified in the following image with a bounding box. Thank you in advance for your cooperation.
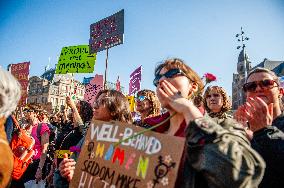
[10,62,30,106]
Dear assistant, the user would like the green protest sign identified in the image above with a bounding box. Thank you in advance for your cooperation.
[55,45,96,74]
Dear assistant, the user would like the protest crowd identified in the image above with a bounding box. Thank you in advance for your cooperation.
[1,56,284,188]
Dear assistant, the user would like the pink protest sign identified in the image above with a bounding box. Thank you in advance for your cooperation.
[10,62,30,106]
[84,74,104,106]
[129,66,142,96]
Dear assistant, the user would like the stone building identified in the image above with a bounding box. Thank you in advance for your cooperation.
[232,49,252,110]
[232,50,284,110]
[28,68,85,112]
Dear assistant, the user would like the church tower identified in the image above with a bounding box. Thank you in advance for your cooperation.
[232,27,251,110]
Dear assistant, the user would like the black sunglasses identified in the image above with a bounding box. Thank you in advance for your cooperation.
[153,69,189,87]
[243,79,278,92]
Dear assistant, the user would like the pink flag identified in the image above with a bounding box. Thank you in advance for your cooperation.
[116,76,121,91]
[84,74,104,106]
[129,66,142,96]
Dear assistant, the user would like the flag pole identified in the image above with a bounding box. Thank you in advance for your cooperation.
[104,48,109,89]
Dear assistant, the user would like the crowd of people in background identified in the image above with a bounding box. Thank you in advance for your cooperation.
[1,57,284,188]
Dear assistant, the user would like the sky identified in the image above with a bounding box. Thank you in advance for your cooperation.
[1,0,284,96]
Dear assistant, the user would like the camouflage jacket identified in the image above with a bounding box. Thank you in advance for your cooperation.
[181,116,265,188]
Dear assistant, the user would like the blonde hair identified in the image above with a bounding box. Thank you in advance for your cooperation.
[0,68,21,118]
[137,89,161,117]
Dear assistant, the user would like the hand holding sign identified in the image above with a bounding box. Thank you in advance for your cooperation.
[59,154,76,182]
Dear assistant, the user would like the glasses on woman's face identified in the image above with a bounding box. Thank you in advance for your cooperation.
[243,79,278,92]
[153,69,189,87]
[135,95,147,102]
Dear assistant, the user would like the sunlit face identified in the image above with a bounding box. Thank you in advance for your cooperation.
[206,90,223,113]
[135,95,152,114]
[156,67,194,108]
[93,93,112,121]
[246,72,281,105]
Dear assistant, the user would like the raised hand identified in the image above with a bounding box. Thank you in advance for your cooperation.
[66,96,76,109]
[59,157,76,182]
[241,97,273,132]
[157,80,203,123]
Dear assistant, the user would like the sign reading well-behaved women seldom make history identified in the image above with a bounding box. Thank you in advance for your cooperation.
[70,120,185,188]
[55,45,96,74]
[89,9,124,53]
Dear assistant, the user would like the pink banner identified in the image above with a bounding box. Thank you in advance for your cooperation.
[84,74,104,106]
[129,66,142,96]
[10,62,30,106]
[116,76,121,91]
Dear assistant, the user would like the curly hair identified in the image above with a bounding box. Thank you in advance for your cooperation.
[78,100,93,123]
[96,90,132,123]
[0,68,21,118]
[154,58,204,107]
[137,89,161,118]
[203,86,231,115]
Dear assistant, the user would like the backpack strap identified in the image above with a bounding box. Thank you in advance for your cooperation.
[36,123,43,144]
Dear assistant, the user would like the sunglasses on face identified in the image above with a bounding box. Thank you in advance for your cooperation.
[135,95,147,102]
[153,69,188,87]
[243,79,278,92]
[23,109,35,113]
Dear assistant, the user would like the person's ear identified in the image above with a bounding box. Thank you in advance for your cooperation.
[188,82,198,97]
[191,82,199,93]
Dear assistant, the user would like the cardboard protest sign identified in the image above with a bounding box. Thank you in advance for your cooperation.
[89,9,124,53]
[10,62,30,106]
[55,45,96,74]
[84,74,104,106]
[129,66,142,96]
[70,120,185,188]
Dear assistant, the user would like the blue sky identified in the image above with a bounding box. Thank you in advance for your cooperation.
[1,0,284,96]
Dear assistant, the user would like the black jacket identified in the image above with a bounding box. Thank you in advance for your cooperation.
[251,114,284,188]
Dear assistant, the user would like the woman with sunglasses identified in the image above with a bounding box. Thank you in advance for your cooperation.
[134,89,161,128]
[235,67,284,188]
[152,58,264,188]
[57,90,132,187]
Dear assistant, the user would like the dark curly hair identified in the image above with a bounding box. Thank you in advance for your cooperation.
[96,90,132,123]
[78,100,93,123]
[203,86,231,117]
